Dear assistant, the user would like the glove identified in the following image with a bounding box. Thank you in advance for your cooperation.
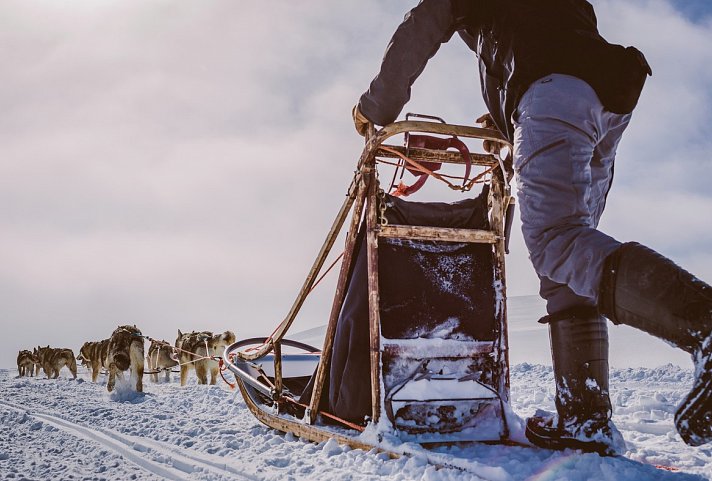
[352,104,370,137]
[476,112,498,154]
[476,112,495,129]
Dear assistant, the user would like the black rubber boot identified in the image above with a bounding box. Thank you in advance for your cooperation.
[600,242,712,446]
[525,307,624,455]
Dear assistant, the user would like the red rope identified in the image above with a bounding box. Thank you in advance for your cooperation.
[146,335,217,367]
[282,397,365,432]
[379,146,495,193]
[243,251,344,354]
[218,357,236,389]
[309,251,344,294]
[224,351,358,431]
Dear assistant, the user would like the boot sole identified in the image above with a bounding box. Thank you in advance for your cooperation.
[675,369,712,446]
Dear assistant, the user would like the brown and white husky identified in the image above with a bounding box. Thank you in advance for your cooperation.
[106,325,144,393]
[174,329,235,386]
[77,339,110,382]
[35,346,78,379]
[17,350,39,377]
[146,340,178,383]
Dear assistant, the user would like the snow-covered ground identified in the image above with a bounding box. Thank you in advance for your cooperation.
[1,363,710,481]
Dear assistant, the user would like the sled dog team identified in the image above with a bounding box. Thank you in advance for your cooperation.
[17,324,236,393]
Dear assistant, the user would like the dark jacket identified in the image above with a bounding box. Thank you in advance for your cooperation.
[358,0,651,142]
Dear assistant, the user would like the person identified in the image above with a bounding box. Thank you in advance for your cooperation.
[352,0,711,455]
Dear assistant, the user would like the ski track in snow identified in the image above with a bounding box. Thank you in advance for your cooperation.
[1,366,710,481]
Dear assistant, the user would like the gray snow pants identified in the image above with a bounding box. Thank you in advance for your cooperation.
[512,74,632,314]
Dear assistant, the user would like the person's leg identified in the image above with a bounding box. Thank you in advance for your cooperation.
[514,75,712,448]
[530,93,630,316]
[513,74,629,453]
[591,94,711,447]
[600,243,712,446]
[525,307,625,454]
[513,74,625,306]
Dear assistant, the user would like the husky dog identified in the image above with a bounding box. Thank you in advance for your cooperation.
[106,325,145,393]
[175,329,236,386]
[146,340,178,383]
[77,339,110,382]
[35,346,78,379]
[17,350,38,377]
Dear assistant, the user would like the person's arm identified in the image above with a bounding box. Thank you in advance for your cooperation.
[358,0,458,127]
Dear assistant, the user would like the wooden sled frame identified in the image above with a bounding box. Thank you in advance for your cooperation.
[225,117,514,444]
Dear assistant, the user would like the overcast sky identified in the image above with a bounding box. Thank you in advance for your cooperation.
[2,0,711,369]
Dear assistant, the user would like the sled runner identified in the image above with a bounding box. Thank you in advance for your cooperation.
[225,115,515,451]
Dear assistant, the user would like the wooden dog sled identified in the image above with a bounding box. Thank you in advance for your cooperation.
[224,115,514,454]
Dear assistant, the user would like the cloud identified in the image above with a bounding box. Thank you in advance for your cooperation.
[594,0,712,191]
[589,0,712,277]
[0,0,711,368]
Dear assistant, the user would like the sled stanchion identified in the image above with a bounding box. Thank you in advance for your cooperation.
[273,340,283,400]
[366,162,382,423]
[307,170,370,424]
[492,170,513,401]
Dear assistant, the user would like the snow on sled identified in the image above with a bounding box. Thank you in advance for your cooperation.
[224,114,516,457]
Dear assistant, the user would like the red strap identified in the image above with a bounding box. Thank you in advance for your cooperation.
[392,175,428,197]
[395,135,472,196]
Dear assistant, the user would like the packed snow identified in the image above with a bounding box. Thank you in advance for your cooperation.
[1,361,710,481]
[3,295,710,480]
